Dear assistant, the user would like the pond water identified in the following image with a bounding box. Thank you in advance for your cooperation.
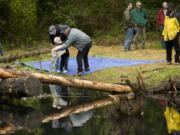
[0,85,180,135]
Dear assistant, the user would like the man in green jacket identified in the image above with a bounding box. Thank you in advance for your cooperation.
[131,1,148,49]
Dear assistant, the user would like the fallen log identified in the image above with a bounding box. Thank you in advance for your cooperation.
[112,96,144,116]
[0,68,133,93]
[0,76,42,97]
[148,95,180,106]
[0,48,50,63]
[150,76,180,94]
[42,93,134,123]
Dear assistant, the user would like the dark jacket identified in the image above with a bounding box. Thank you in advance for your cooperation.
[123,8,133,29]
[131,8,148,27]
[167,10,180,23]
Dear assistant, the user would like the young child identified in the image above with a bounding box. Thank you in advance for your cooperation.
[50,36,69,73]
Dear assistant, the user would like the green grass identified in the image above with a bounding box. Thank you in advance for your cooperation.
[2,40,180,89]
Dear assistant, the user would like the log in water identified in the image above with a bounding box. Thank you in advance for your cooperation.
[0,48,50,63]
[0,68,133,93]
[41,94,133,123]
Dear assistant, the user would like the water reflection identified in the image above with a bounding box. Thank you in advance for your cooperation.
[111,116,146,135]
[0,105,42,134]
[159,97,180,135]
[49,85,69,109]
[0,88,180,135]
[51,110,93,132]
[49,84,94,132]
[110,97,180,135]
[164,107,180,135]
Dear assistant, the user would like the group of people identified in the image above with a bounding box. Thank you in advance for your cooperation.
[49,1,179,76]
[124,1,148,51]
[124,1,180,64]
[48,25,92,76]
[48,2,149,76]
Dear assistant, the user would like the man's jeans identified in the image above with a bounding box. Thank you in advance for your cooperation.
[76,42,92,72]
[124,28,134,51]
[134,26,146,49]
[59,50,69,72]
[159,25,166,49]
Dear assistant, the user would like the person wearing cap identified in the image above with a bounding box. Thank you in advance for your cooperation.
[51,26,92,76]
[49,24,70,73]
[156,2,168,49]
[123,2,134,51]
[131,1,148,49]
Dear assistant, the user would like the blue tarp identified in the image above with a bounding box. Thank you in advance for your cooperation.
[22,57,162,75]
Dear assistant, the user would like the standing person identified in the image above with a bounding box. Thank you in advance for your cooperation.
[123,2,134,51]
[49,25,70,73]
[162,3,180,64]
[156,2,168,49]
[51,26,92,76]
[131,1,148,49]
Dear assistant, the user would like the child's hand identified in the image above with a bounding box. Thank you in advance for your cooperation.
[51,49,58,58]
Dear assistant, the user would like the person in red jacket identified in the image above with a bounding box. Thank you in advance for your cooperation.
[156,2,168,48]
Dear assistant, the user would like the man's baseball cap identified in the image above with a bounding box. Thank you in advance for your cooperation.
[136,1,142,6]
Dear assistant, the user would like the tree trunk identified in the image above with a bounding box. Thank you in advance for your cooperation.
[0,48,50,63]
[0,68,133,93]
[41,94,132,123]
[0,76,42,97]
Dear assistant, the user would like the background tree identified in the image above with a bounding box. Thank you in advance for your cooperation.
[0,0,179,47]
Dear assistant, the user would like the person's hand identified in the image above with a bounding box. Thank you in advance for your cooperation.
[51,45,63,58]
[51,49,58,58]
[53,45,63,51]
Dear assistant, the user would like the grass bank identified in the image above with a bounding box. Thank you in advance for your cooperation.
[2,40,180,89]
